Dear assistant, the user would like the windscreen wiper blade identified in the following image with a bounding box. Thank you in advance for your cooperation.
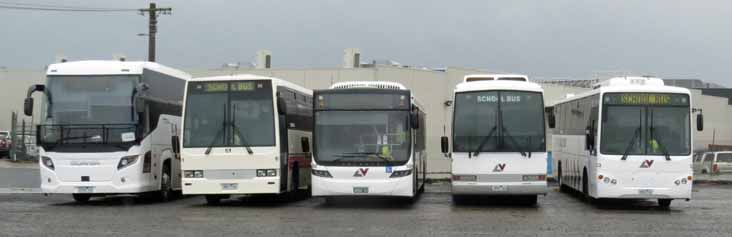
[500,125,529,157]
[204,121,227,155]
[330,154,363,163]
[472,126,497,157]
[230,123,253,155]
[621,127,641,161]
[650,127,671,161]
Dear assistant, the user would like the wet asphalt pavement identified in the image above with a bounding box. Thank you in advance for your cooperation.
[0,182,731,236]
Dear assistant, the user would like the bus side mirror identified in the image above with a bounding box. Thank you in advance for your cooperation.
[697,114,704,131]
[301,137,310,153]
[547,113,556,129]
[277,97,287,115]
[441,136,449,154]
[24,97,34,116]
[410,112,420,129]
[135,97,146,113]
[171,135,180,154]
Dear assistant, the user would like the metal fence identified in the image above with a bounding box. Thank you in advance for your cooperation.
[9,112,38,161]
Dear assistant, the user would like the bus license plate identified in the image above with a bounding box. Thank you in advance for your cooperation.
[77,186,94,193]
[353,187,369,194]
[221,183,238,190]
[491,185,507,192]
[638,189,654,195]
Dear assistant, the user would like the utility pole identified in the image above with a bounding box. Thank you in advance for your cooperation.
[139,3,171,62]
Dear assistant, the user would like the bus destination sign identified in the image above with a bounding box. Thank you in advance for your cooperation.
[604,93,689,106]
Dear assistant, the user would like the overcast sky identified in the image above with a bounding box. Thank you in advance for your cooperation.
[1,0,730,85]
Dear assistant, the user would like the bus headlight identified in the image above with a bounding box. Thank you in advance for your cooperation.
[117,155,139,170]
[390,169,412,178]
[41,156,54,170]
[522,175,546,181]
[256,169,278,177]
[452,175,477,182]
[675,180,681,186]
[681,178,688,184]
[311,169,332,178]
[184,170,204,178]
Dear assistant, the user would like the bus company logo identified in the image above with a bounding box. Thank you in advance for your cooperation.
[493,164,506,172]
[353,168,369,177]
[640,160,654,168]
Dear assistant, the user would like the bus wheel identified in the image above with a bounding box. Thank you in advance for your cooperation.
[658,199,672,208]
[72,194,91,203]
[451,195,465,205]
[205,195,223,205]
[582,170,593,204]
[155,163,173,202]
[525,195,538,206]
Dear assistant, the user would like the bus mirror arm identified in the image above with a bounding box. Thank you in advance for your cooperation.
[171,135,180,154]
[410,112,420,129]
[24,84,46,116]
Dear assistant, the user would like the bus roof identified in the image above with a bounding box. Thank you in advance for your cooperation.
[330,81,407,90]
[46,60,191,79]
[463,74,529,82]
[455,80,543,93]
[191,74,312,94]
[549,76,692,106]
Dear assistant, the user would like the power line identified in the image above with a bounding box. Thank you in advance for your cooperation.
[0,2,137,12]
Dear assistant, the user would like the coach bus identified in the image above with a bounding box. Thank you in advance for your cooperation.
[180,75,313,204]
[441,74,548,205]
[24,60,190,203]
[549,76,702,208]
[311,81,426,202]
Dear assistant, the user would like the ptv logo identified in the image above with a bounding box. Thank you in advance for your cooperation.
[640,160,654,168]
[493,164,506,172]
[353,168,369,177]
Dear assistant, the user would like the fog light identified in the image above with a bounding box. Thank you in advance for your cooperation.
[681,178,688,184]
[47,178,51,183]
[674,180,681,185]
[121,177,126,183]
[611,179,617,185]
[603,177,610,183]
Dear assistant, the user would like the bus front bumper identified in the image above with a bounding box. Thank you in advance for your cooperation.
[312,175,414,197]
[451,181,548,195]
[181,177,281,195]
[41,181,156,194]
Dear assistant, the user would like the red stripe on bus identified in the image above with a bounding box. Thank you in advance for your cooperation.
[288,156,311,168]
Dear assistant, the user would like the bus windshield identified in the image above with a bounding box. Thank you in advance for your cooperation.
[452,91,545,153]
[314,110,410,165]
[183,81,275,148]
[45,75,138,125]
[600,93,691,156]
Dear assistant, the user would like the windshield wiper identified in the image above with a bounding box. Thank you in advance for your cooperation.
[204,120,227,155]
[649,111,671,161]
[500,125,529,157]
[230,122,253,155]
[472,126,497,157]
[343,152,394,165]
[621,127,641,161]
[330,154,364,163]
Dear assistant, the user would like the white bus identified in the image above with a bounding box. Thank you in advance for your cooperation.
[311,81,426,202]
[180,75,313,204]
[441,74,548,205]
[24,60,190,203]
[549,76,703,208]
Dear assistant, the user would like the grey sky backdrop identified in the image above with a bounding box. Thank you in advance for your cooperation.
[0,0,730,86]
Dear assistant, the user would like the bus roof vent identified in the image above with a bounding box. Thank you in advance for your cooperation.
[593,76,665,89]
[464,74,528,82]
[330,81,407,90]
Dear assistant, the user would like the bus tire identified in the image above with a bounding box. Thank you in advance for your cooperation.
[658,199,672,208]
[205,195,223,205]
[72,194,91,203]
[525,195,538,206]
[451,195,465,205]
[155,162,173,202]
[582,170,593,204]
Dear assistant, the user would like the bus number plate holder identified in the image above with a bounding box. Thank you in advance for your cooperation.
[491,185,507,192]
[76,186,94,193]
[353,187,369,194]
[638,189,653,195]
[221,183,238,190]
